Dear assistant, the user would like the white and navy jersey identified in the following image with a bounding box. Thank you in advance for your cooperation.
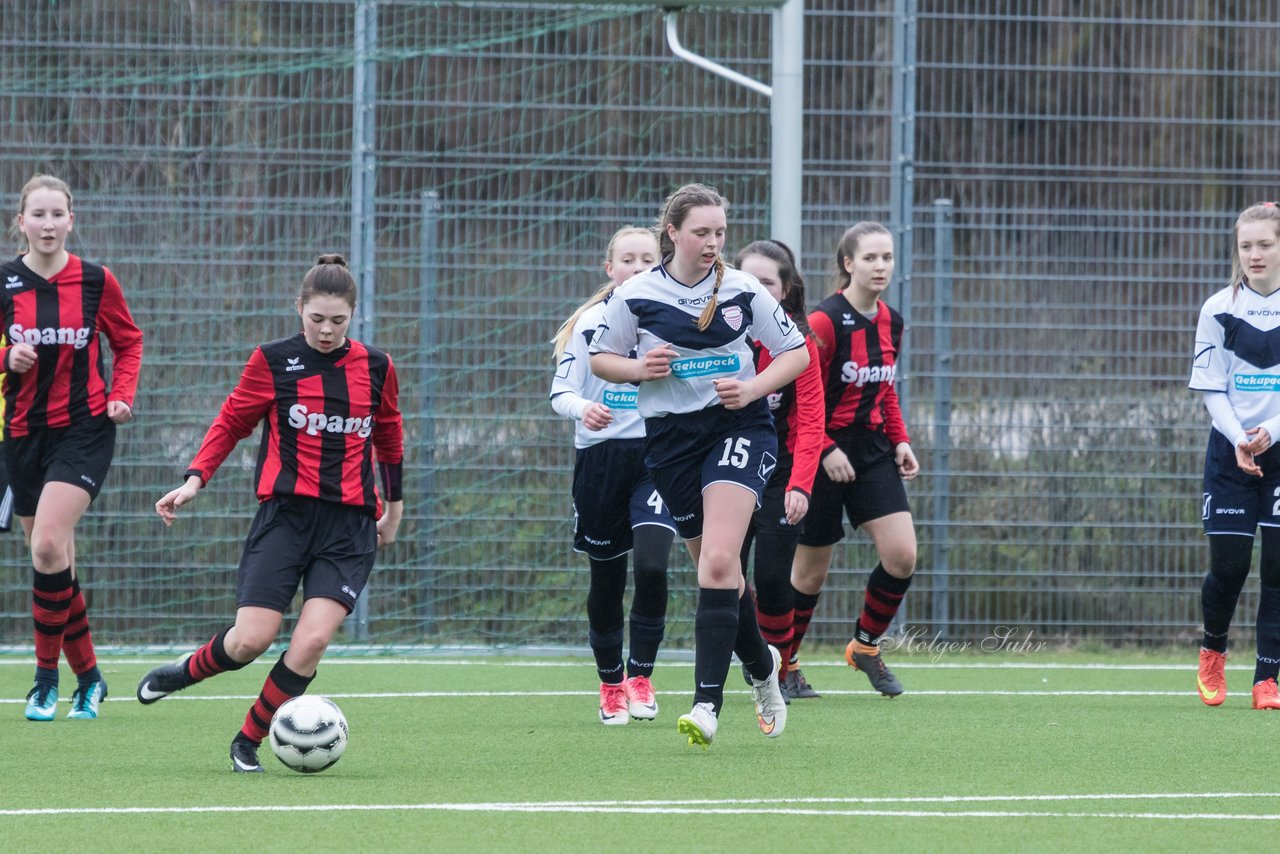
[550,301,645,448]
[1190,284,1280,437]
[590,262,805,418]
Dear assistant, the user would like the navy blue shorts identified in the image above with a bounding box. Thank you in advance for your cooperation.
[236,495,378,613]
[644,401,778,540]
[572,438,676,560]
[4,414,116,517]
[800,428,910,547]
[1202,429,1280,535]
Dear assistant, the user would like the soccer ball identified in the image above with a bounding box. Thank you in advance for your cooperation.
[268,695,349,773]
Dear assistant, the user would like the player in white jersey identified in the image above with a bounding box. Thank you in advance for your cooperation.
[590,183,809,749]
[550,226,675,726]
[1189,201,1280,710]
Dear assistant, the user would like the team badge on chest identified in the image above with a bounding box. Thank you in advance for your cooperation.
[721,305,743,331]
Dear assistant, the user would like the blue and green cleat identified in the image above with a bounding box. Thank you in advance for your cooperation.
[24,683,58,721]
[67,679,108,720]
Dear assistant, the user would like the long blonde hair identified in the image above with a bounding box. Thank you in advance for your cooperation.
[1232,202,1280,297]
[10,174,73,252]
[551,226,656,360]
[658,183,728,331]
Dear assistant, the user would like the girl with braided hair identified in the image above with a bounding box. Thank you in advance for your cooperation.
[590,184,809,749]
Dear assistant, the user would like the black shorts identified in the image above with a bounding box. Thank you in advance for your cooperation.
[1202,428,1280,535]
[800,429,911,547]
[4,415,116,517]
[236,495,378,613]
[749,455,802,539]
[572,438,676,560]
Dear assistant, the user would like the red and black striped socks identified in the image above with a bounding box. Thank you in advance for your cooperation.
[239,654,315,744]
[32,568,74,681]
[184,626,249,684]
[62,577,99,680]
[788,587,820,666]
[855,563,913,645]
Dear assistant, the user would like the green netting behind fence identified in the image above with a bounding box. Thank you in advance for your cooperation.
[1,1,1278,647]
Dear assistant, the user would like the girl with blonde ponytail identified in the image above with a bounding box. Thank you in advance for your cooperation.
[549,226,676,726]
[590,183,811,750]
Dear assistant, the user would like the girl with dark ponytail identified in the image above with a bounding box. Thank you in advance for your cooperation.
[139,254,404,773]
[733,239,825,701]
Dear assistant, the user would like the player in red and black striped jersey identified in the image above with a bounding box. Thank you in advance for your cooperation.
[3,175,144,722]
[792,223,920,698]
[734,241,826,702]
[137,255,404,773]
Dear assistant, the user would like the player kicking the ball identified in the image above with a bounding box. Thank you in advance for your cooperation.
[138,255,403,771]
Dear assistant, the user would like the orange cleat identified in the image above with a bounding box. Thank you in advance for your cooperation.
[1197,648,1227,706]
[1253,678,1280,710]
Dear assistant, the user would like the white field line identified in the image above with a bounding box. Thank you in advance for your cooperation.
[4,793,1280,820]
[0,688,1197,705]
[0,658,1240,671]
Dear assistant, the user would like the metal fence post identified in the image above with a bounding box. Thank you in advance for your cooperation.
[345,0,378,642]
[419,190,441,636]
[888,0,917,422]
[885,0,916,635]
[932,198,954,638]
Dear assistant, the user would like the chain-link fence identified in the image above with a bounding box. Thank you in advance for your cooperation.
[1,0,1274,647]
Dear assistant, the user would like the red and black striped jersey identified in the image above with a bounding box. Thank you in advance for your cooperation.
[185,333,403,518]
[0,254,143,438]
[750,334,825,498]
[808,293,909,452]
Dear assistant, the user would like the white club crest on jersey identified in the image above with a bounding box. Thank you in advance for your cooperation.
[721,305,743,331]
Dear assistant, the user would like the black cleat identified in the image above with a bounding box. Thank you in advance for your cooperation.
[230,734,264,773]
[136,654,193,704]
[782,668,821,700]
[846,639,904,697]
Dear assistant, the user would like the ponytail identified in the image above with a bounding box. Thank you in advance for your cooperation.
[551,281,617,361]
[695,257,726,331]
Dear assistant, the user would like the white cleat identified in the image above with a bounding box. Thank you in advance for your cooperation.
[677,701,718,749]
[599,682,630,726]
[623,675,659,721]
[750,645,787,738]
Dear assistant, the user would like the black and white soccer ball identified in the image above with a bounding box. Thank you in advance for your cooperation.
[268,695,349,773]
